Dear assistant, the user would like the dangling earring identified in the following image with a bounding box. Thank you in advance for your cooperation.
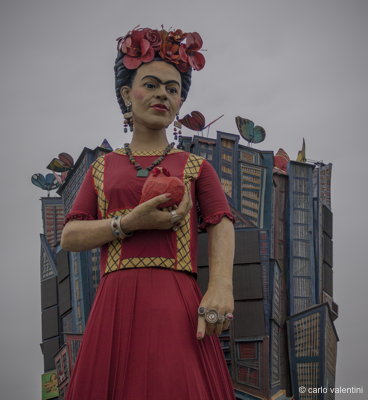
[173,113,182,141]
[123,102,133,133]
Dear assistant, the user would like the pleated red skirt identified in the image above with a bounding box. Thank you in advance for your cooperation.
[66,268,235,400]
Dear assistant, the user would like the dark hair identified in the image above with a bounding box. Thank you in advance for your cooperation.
[114,51,192,114]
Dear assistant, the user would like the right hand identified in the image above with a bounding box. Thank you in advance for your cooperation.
[121,191,193,232]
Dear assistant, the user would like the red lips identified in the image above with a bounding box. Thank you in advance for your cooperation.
[151,103,169,111]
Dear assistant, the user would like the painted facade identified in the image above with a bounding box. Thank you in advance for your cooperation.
[38,145,109,399]
[193,131,338,400]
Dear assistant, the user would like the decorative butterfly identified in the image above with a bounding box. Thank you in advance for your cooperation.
[31,173,60,192]
[178,111,206,131]
[235,116,266,145]
[47,152,74,173]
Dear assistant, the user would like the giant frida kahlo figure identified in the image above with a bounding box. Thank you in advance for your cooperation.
[61,26,236,400]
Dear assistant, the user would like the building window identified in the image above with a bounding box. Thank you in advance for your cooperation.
[221,152,233,162]
[235,341,261,388]
[221,139,234,149]
[221,165,233,175]
[237,366,259,387]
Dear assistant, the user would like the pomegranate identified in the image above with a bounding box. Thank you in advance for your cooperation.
[140,167,185,208]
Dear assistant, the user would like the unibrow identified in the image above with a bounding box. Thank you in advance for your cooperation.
[141,75,180,87]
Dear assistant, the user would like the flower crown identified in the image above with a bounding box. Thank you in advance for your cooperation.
[116,27,205,73]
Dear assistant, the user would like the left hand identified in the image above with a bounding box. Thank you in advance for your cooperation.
[196,283,234,339]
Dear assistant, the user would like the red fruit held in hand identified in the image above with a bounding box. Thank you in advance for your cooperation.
[140,167,185,208]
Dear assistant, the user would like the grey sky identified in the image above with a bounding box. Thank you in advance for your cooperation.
[0,0,367,398]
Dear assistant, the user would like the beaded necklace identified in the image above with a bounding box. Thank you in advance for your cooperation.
[124,142,175,177]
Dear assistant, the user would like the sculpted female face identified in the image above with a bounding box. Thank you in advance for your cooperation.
[121,61,183,131]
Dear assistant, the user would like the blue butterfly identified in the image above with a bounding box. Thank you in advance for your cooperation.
[31,173,59,192]
[235,116,266,145]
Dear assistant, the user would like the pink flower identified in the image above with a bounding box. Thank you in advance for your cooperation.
[179,32,205,71]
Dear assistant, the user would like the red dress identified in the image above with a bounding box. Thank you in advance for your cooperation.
[65,147,236,400]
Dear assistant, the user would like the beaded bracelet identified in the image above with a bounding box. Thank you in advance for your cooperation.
[110,215,133,239]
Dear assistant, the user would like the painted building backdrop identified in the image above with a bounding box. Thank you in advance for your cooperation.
[34,131,338,400]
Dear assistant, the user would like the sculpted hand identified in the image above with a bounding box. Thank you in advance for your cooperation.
[196,283,234,339]
[122,191,192,231]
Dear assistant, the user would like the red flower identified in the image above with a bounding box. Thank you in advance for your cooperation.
[144,29,162,50]
[116,28,206,72]
[159,40,181,66]
[176,61,190,73]
[117,29,155,69]
[168,29,187,43]
[159,29,169,42]
[179,32,205,71]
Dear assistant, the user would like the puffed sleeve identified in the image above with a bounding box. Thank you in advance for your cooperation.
[196,159,235,231]
[64,165,98,224]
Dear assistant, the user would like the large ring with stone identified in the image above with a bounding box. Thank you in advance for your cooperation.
[225,312,234,321]
[170,210,180,223]
[205,309,219,324]
[198,306,206,317]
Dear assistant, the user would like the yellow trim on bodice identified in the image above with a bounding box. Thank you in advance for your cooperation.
[92,152,204,274]
[92,156,108,218]
[175,153,203,272]
[114,147,184,157]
